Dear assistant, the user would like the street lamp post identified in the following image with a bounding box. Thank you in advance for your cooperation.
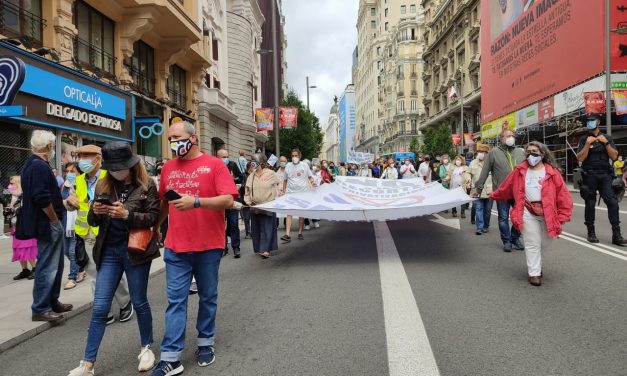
[271,0,280,155]
[459,68,465,155]
[306,76,317,110]
[606,0,612,135]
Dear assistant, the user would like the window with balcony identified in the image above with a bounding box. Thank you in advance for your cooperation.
[74,1,115,76]
[371,7,376,16]
[167,64,187,109]
[411,119,417,132]
[399,120,406,132]
[0,0,44,46]
[397,100,405,111]
[457,49,465,69]
[371,20,376,28]
[400,5,406,14]
[410,5,416,13]
[123,40,155,96]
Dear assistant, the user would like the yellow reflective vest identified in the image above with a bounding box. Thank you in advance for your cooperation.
[74,170,107,237]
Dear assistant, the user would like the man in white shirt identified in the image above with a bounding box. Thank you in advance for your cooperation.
[418,156,432,183]
[279,148,314,242]
[399,158,417,179]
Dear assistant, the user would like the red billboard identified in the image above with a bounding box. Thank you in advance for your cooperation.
[611,0,627,70]
[481,0,605,123]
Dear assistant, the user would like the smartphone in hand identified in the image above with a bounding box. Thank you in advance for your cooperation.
[94,196,114,206]
[164,189,182,201]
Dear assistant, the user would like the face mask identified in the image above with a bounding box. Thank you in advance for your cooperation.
[222,157,230,165]
[66,173,77,185]
[586,120,598,130]
[279,162,286,168]
[477,153,485,161]
[313,166,320,172]
[442,159,449,164]
[8,184,16,193]
[292,157,300,164]
[170,138,193,158]
[78,159,95,174]
[527,153,542,166]
[251,161,259,170]
[405,161,410,165]
[505,137,515,147]
[110,169,130,181]
[455,160,462,167]
[323,163,328,168]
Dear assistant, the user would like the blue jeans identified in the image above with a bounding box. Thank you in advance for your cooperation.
[160,248,222,362]
[32,222,65,315]
[225,209,240,248]
[496,200,520,244]
[84,243,153,362]
[63,235,79,281]
[474,198,494,231]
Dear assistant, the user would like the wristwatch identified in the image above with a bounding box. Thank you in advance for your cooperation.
[194,195,201,208]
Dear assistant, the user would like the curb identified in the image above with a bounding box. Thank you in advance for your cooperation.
[0,264,166,354]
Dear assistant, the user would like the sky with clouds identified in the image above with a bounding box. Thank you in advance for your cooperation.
[282,0,359,130]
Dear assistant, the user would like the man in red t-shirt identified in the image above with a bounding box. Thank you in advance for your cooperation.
[152,121,238,376]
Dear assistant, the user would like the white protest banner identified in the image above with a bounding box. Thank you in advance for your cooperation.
[267,154,278,167]
[347,150,375,164]
[257,176,473,221]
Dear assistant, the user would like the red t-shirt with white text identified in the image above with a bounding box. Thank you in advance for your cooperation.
[159,153,238,252]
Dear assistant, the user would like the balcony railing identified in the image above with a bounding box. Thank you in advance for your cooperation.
[73,37,116,77]
[124,64,156,97]
[0,2,46,47]
[167,88,187,110]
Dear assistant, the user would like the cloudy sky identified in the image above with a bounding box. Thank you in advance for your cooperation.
[282,0,359,130]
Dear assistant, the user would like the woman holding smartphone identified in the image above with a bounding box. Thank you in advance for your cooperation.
[68,142,161,376]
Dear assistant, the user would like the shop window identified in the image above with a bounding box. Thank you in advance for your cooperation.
[123,40,155,96]
[0,123,50,187]
[167,64,187,110]
[74,1,116,76]
[0,0,44,47]
[135,98,163,160]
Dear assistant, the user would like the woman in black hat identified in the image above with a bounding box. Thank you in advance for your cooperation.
[68,141,160,376]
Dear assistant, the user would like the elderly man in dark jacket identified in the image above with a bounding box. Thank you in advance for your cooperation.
[217,148,245,258]
[20,130,72,322]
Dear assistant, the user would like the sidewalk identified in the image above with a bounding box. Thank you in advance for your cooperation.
[0,237,165,353]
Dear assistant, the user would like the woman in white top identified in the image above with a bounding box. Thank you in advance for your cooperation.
[443,155,471,218]
[380,159,399,180]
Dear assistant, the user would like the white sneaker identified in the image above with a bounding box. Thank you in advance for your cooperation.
[304,225,311,230]
[68,361,94,376]
[138,346,155,372]
[314,222,320,228]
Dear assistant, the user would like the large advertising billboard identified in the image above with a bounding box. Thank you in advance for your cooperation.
[338,90,356,162]
[481,0,605,123]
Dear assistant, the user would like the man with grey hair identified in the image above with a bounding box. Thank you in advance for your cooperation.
[21,130,72,322]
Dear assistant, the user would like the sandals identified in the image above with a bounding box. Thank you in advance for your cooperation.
[258,252,271,259]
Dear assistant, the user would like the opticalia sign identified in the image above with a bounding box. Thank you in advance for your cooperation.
[481,0,604,123]
[46,103,122,131]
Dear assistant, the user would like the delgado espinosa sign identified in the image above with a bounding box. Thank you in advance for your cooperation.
[46,103,122,131]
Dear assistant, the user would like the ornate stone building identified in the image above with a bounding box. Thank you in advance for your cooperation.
[421,0,481,146]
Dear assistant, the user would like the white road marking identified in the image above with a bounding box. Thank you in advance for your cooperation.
[374,221,440,376]
[429,213,461,230]
[489,210,627,262]
[572,202,627,215]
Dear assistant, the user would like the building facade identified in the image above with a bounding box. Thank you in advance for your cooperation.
[338,84,356,162]
[355,0,427,156]
[421,0,481,148]
[322,98,340,163]
[0,0,210,178]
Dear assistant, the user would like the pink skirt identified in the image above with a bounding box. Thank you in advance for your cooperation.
[12,235,38,262]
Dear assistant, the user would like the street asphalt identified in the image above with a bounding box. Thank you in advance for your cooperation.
[1,198,626,375]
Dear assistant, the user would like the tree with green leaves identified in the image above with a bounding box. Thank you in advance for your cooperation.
[267,90,324,160]
[420,123,456,158]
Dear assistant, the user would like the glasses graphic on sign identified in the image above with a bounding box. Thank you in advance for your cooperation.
[138,122,164,139]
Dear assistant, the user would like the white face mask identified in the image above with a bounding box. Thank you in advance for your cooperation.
[477,152,485,161]
[292,157,300,164]
[455,160,462,167]
[505,137,515,147]
[110,169,130,181]
[405,161,410,165]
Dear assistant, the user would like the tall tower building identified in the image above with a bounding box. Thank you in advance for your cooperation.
[355,1,426,157]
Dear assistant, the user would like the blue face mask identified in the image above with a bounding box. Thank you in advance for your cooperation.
[587,120,598,130]
[78,159,95,174]
[279,162,286,168]
[222,157,230,165]
[66,173,76,185]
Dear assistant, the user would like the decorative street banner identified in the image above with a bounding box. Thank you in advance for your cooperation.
[347,150,375,164]
[481,0,604,123]
[583,91,606,114]
[255,108,273,132]
[613,90,627,116]
[611,0,627,71]
[279,107,298,129]
[516,103,538,129]
[256,177,473,222]
[538,97,555,121]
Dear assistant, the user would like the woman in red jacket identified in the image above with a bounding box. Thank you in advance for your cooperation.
[490,141,573,286]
